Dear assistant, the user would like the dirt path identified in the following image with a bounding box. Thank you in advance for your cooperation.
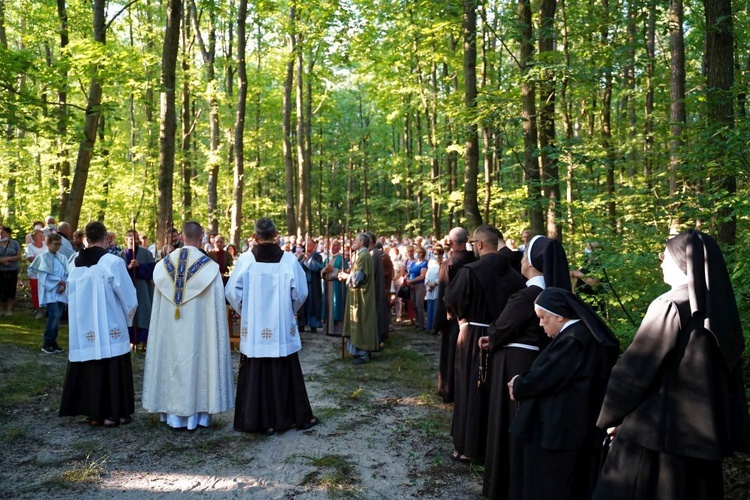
[0,328,484,499]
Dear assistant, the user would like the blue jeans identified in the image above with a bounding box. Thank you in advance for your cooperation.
[43,301,63,346]
[426,299,437,331]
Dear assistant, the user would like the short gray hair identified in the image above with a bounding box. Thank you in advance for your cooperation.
[254,218,276,240]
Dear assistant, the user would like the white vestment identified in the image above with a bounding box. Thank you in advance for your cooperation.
[67,253,137,362]
[225,250,308,358]
[142,246,234,422]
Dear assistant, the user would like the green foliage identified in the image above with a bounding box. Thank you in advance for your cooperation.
[0,0,749,343]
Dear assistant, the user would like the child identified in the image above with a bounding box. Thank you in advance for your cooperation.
[29,233,68,354]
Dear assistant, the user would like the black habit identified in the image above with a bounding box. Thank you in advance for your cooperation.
[509,288,619,500]
[593,285,749,499]
[482,285,548,499]
[435,248,475,403]
[444,252,525,460]
[234,243,316,433]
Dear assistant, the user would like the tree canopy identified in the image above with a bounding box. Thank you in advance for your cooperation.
[1,0,749,337]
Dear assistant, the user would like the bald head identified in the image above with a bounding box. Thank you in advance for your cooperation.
[449,227,468,249]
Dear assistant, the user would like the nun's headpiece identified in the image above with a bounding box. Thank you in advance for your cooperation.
[526,235,572,290]
[665,230,744,370]
[535,287,618,348]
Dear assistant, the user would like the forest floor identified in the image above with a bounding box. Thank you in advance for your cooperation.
[1,308,749,499]
[0,313,484,499]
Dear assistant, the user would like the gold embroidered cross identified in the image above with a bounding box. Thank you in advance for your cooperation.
[241,327,248,338]
[86,331,96,342]
[261,328,273,340]
[109,328,121,339]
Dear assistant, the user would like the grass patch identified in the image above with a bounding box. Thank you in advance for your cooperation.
[294,453,358,496]
[314,405,348,421]
[0,315,69,409]
[0,423,28,443]
[58,453,107,484]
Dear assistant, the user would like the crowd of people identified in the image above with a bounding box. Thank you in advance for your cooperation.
[1,215,747,499]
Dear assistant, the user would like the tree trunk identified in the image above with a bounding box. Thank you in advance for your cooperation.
[704,0,735,244]
[62,0,106,229]
[181,10,193,221]
[283,2,297,235]
[601,0,616,232]
[231,0,248,248]
[519,0,543,235]
[538,0,561,240]
[156,0,181,247]
[644,0,656,187]
[668,0,686,205]
[296,31,308,239]
[462,0,482,230]
[56,0,70,219]
[189,0,219,233]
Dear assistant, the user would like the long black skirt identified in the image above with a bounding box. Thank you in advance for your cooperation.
[593,437,723,500]
[483,347,538,499]
[509,433,601,500]
[59,352,135,421]
[437,319,459,404]
[233,353,314,432]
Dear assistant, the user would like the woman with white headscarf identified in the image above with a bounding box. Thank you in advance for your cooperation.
[593,230,749,499]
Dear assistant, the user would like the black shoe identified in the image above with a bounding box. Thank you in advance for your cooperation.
[52,344,64,353]
[310,328,317,333]
[41,345,55,354]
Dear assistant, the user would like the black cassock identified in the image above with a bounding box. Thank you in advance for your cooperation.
[444,252,525,460]
[482,285,548,499]
[509,321,618,500]
[593,285,749,500]
[435,249,475,404]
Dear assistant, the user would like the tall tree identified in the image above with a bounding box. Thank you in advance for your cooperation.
[538,0,561,239]
[55,0,70,217]
[190,0,220,232]
[462,0,481,229]
[704,0,736,244]
[230,0,248,247]
[283,1,297,235]
[61,0,106,229]
[156,0,182,246]
[519,0,543,235]
[668,0,685,207]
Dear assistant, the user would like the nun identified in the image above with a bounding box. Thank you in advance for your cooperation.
[479,235,571,499]
[507,286,619,500]
[593,230,749,499]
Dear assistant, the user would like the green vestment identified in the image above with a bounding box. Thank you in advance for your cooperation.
[343,248,379,352]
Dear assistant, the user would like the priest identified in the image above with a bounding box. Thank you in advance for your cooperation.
[142,221,234,430]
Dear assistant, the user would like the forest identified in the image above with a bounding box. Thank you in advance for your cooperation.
[0,0,748,338]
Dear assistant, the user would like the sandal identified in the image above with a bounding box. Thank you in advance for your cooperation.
[299,417,320,430]
[450,451,473,463]
[87,418,100,427]
[103,418,120,428]
[264,427,275,436]
[120,416,133,425]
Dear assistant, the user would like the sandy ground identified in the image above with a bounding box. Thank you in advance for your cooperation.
[0,327,484,499]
